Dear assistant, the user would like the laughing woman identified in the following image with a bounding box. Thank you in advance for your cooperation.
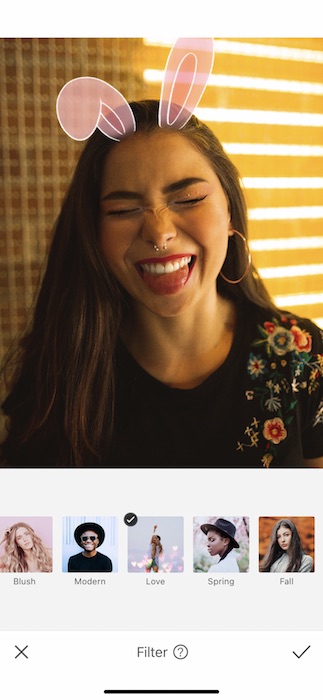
[1,99,323,467]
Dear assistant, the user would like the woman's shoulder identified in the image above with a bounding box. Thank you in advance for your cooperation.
[300,553,313,572]
[270,552,288,572]
[245,304,323,353]
[245,305,323,383]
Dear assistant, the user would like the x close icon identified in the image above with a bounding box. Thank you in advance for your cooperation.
[15,645,28,659]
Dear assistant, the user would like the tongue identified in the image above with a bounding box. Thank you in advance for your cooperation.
[141,265,190,295]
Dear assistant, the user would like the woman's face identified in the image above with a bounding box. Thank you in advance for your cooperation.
[99,130,232,318]
[276,525,292,552]
[206,529,230,557]
[15,527,33,551]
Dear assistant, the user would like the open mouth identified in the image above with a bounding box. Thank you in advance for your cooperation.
[135,255,196,295]
[137,255,195,276]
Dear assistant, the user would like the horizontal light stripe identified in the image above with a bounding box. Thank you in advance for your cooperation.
[195,107,323,127]
[144,69,323,96]
[274,292,323,306]
[209,74,323,95]
[212,40,323,64]
[248,206,323,220]
[143,37,176,47]
[250,237,323,252]
[242,177,323,189]
[143,38,323,64]
[223,143,323,157]
[143,39,323,64]
[313,317,323,328]
[259,264,323,279]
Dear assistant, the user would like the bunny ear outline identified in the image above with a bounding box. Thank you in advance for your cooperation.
[56,76,136,142]
[159,38,215,130]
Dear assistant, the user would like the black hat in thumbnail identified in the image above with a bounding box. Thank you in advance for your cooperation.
[200,518,239,548]
[74,522,105,547]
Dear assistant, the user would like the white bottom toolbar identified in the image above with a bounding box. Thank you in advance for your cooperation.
[0,630,321,700]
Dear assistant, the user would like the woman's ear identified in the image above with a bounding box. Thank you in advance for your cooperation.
[228,223,234,237]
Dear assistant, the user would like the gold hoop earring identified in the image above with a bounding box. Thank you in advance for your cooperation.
[220,230,251,284]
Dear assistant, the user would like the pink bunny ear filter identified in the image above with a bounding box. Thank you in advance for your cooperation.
[56,77,136,141]
[159,37,214,129]
[56,38,214,142]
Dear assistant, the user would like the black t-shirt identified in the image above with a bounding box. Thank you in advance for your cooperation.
[67,551,113,572]
[105,304,323,467]
[2,302,323,467]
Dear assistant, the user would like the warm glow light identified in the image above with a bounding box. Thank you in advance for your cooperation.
[209,74,323,95]
[243,178,323,189]
[248,207,323,221]
[274,293,323,306]
[224,144,323,157]
[143,39,323,64]
[143,69,323,96]
[194,107,323,127]
[250,237,323,252]
[259,264,323,279]
[141,37,323,325]
[214,41,323,63]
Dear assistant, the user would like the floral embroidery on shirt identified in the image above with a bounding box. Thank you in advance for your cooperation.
[263,417,287,444]
[237,315,323,467]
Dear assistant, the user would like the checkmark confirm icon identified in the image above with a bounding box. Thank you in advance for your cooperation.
[293,645,311,659]
[124,513,138,527]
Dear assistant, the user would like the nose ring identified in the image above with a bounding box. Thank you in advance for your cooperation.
[152,243,167,252]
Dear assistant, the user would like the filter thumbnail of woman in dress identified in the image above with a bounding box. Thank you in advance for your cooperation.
[0,520,52,572]
[128,516,183,573]
[146,524,163,573]
[1,39,322,467]
[259,517,314,572]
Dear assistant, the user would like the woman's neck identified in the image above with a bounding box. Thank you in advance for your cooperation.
[121,293,237,389]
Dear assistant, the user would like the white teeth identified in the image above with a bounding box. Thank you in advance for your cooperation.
[141,256,192,275]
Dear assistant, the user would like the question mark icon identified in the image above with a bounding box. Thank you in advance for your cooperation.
[173,644,188,659]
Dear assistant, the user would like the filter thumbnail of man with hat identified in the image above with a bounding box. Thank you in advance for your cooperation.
[68,522,113,572]
[200,518,240,573]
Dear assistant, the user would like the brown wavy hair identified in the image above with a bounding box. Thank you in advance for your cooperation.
[0,522,52,572]
[150,534,164,558]
[1,100,276,466]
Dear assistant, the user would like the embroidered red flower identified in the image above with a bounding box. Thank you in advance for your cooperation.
[263,417,287,445]
[264,322,275,334]
[290,325,312,353]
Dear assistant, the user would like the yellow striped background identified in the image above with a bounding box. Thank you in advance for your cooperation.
[143,38,323,327]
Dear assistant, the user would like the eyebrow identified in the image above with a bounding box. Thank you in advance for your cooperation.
[101,177,208,202]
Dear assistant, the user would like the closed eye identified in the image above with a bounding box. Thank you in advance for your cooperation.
[105,207,143,218]
[172,195,207,207]
[104,195,207,217]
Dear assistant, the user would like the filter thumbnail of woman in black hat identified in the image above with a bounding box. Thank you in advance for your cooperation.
[200,518,240,573]
[67,522,113,572]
